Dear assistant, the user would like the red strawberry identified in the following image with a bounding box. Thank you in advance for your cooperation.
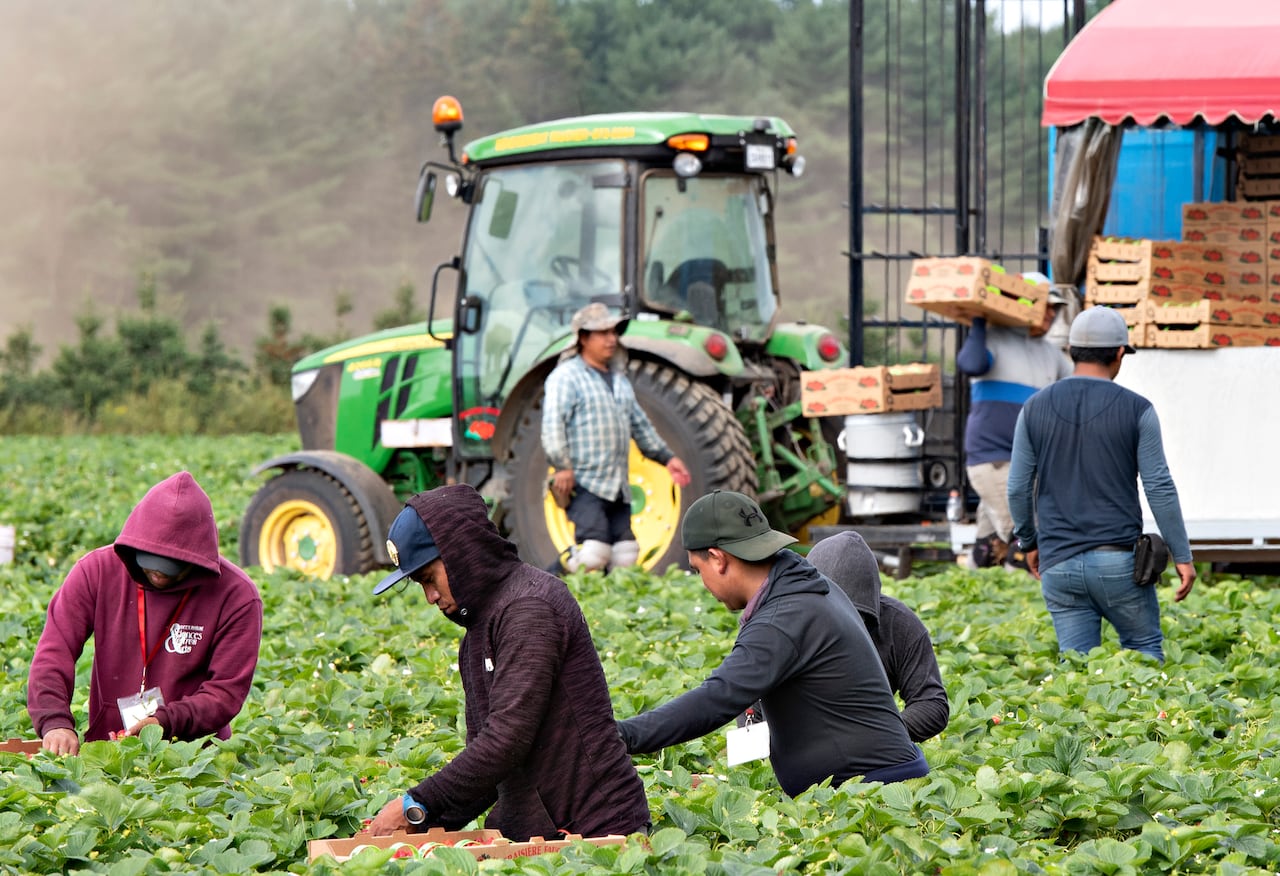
[1205,272,1225,285]
[1242,272,1263,284]
[1265,313,1280,325]
[957,264,975,275]
[859,398,879,410]
[1152,284,1171,297]
[1154,267,1174,280]
[1213,309,1231,321]
[1213,333,1232,346]
[914,264,931,276]
[1205,290,1223,300]
[1241,252,1262,264]
[858,376,879,387]
[1154,245,1173,258]
[1205,249,1223,262]
[1242,228,1261,240]
[1186,209,1207,220]
[1185,230,1205,241]
[1243,207,1263,219]
[805,380,826,391]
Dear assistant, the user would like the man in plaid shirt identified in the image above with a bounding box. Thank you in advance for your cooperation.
[543,303,691,573]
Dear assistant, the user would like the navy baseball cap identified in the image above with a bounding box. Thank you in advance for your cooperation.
[373,506,440,595]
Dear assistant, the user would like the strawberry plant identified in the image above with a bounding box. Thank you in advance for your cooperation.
[3,436,1280,873]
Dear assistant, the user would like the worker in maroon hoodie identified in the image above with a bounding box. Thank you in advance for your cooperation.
[27,471,263,755]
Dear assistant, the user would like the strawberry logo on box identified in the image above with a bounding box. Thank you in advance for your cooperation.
[805,380,826,391]
[1204,290,1224,300]
[1241,252,1262,264]
[914,264,931,276]
[858,375,880,388]
[1185,208,1207,221]
[1213,308,1232,322]
[1205,272,1225,285]
[1204,249,1224,262]
[956,263,975,275]
[1154,245,1173,258]
[807,401,827,413]
[1242,272,1263,284]
[1265,313,1280,325]
[1212,333,1233,346]
[1153,266,1174,280]
[1241,293,1262,303]
[1242,228,1261,241]
[1185,230,1205,241]
[859,398,880,410]
[1243,207,1263,220]
[1268,337,1280,346]
[1152,284,1171,297]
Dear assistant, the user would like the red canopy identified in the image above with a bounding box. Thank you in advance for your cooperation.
[1042,0,1280,127]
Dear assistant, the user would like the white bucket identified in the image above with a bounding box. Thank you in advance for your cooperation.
[0,525,14,565]
[844,413,925,517]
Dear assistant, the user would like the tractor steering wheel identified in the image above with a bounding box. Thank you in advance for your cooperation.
[550,255,613,290]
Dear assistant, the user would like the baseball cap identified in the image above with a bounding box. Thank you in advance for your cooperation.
[681,490,797,561]
[1069,306,1135,354]
[135,551,188,577]
[373,506,440,595]
[570,302,629,336]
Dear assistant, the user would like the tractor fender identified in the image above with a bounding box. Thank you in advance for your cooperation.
[491,338,721,459]
[252,450,404,564]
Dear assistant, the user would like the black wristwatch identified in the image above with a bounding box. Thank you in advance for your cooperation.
[402,792,427,826]
[1016,538,1036,552]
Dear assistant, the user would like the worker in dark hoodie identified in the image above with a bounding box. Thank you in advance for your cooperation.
[367,484,650,842]
[807,531,950,742]
[28,471,263,755]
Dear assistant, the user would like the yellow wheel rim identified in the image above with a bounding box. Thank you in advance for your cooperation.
[258,499,338,578]
[542,442,683,570]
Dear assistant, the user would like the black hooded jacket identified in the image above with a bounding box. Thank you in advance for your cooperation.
[406,485,649,841]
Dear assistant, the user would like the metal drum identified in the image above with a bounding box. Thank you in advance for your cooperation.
[843,412,924,517]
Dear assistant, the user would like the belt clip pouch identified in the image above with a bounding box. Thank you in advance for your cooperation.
[1133,533,1170,586]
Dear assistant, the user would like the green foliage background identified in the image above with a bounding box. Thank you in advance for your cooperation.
[2,435,1280,873]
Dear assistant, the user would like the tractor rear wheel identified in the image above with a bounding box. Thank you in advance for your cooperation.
[239,469,375,577]
[506,360,757,573]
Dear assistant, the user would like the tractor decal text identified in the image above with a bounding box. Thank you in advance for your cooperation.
[494,126,638,153]
[346,357,383,380]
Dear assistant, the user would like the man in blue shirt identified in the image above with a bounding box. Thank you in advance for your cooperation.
[542,303,690,573]
[1007,306,1196,662]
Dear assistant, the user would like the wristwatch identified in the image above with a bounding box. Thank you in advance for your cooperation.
[1016,537,1036,552]
[402,792,427,826]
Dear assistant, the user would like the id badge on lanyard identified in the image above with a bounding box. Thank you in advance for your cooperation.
[119,584,188,731]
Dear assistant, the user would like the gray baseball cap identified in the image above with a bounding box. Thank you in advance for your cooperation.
[1069,306,1135,353]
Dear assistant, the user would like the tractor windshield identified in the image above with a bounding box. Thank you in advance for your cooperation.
[454,159,625,457]
[640,172,778,342]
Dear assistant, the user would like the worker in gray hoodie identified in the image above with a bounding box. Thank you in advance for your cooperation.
[808,531,949,742]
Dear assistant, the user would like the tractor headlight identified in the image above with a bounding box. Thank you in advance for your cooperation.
[673,152,703,178]
[291,368,321,403]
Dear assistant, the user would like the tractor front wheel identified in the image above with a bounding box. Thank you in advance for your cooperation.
[239,469,375,578]
[506,360,757,573]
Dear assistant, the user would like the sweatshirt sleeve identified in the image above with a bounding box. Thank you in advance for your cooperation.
[956,318,994,376]
[27,562,97,737]
[154,588,262,739]
[617,620,792,754]
[881,606,950,743]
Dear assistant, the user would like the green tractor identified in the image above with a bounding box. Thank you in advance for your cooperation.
[240,96,848,577]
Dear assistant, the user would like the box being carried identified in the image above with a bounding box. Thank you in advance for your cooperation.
[904,258,1047,327]
[800,363,941,417]
[306,828,628,863]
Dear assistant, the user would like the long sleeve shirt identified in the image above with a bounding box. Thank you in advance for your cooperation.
[541,355,672,501]
[1008,376,1192,571]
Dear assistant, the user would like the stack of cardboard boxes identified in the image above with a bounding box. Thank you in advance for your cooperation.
[1238,134,1280,202]
[1084,201,1280,347]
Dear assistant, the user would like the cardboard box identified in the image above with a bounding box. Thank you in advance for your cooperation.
[1240,134,1280,156]
[1148,324,1280,349]
[307,828,628,864]
[1182,202,1269,228]
[1239,176,1280,200]
[1146,299,1280,327]
[0,739,42,756]
[904,258,1046,327]
[1182,223,1268,245]
[1130,324,1155,349]
[800,363,941,417]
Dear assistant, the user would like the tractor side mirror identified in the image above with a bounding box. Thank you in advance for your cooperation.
[415,168,437,223]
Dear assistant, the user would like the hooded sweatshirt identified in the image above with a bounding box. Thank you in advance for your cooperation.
[27,472,263,743]
[617,550,925,796]
[404,485,649,842]
[807,532,950,743]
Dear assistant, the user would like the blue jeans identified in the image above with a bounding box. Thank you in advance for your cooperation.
[1039,549,1164,662]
